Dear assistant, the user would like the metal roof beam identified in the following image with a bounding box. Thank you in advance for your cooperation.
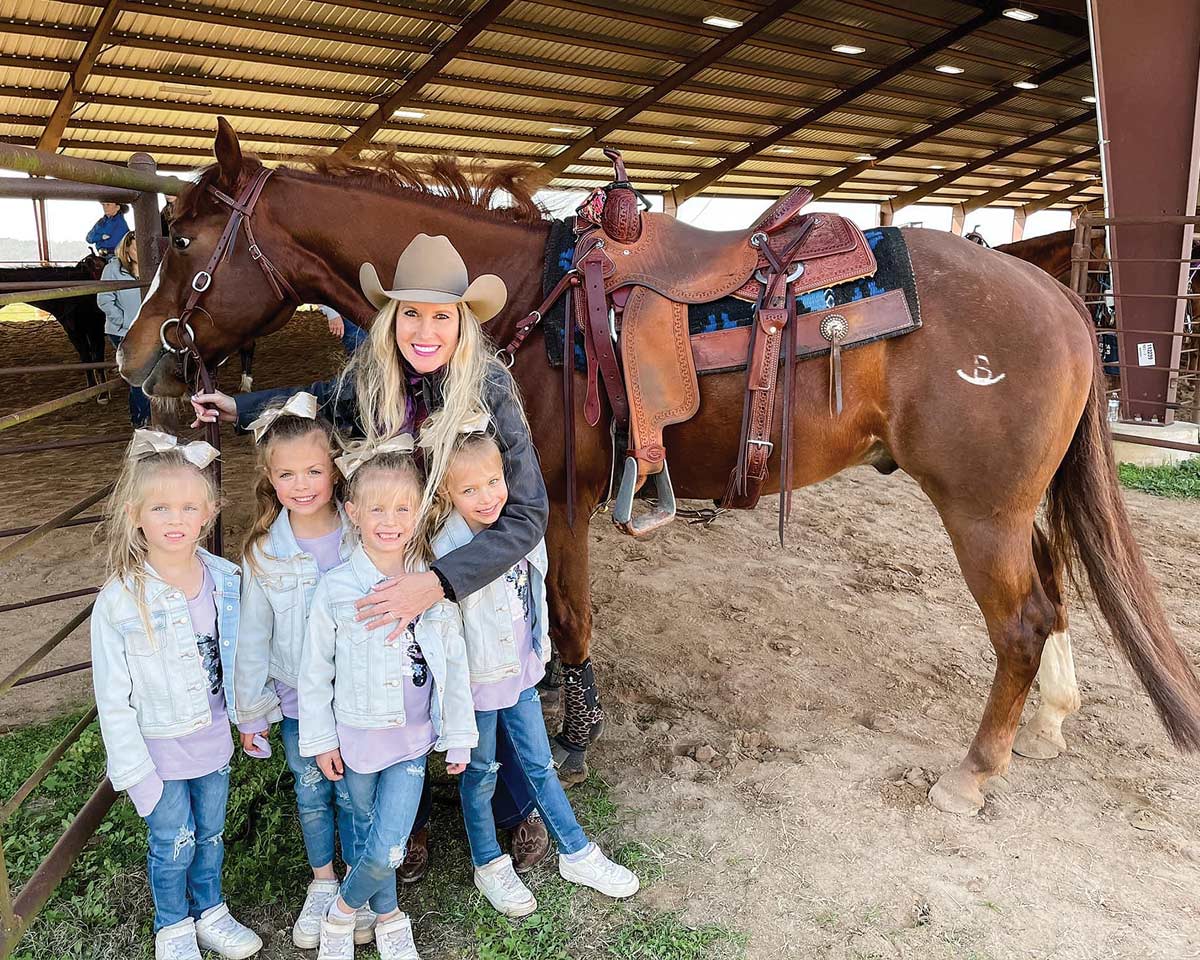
[671,6,1001,204]
[335,0,517,158]
[959,145,1099,213]
[807,48,1089,198]
[1020,178,1096,216]
[527,0,807,185]
[36,0,122,153]
[885,110,1094,211]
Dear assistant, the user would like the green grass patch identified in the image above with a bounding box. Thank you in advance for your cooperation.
[0,714,743,960]
[1118,458,1200,499]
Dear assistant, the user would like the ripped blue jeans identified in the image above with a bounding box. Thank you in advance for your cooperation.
[460,685,589,867]
[144,767,229,931]
[280,717,357,869]
[339,758,426,915]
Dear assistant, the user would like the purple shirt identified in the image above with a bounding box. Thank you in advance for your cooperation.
[337,621,444,773]
[470,560,545,712]
[271,525,346,720]
[127,567,234,815]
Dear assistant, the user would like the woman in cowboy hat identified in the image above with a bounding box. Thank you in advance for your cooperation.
[190,233,551,879]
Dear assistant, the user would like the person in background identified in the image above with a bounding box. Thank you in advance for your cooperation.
[315,305,368,355]
[98,232,152,427]
[87,201,131,258]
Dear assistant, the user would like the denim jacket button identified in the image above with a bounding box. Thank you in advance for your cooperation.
[222,640,229,646]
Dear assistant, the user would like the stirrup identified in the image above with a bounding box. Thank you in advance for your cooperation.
[612,456,676,536]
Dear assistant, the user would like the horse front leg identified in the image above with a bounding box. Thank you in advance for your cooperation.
[545,499,602,786]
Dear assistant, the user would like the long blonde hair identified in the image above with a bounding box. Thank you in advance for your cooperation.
[344,451,431,569]
[424,430,502,547]
[115,232,138,276]
[99,439,219,618]
[242,410,341,573]
[337,300,520,531]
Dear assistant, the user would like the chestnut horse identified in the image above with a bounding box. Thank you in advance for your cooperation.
[118,125,1200,815]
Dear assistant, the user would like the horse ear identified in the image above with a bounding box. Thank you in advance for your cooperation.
[214,117,242,188]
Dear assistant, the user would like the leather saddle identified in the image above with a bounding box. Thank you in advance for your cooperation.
[565,152,884,538]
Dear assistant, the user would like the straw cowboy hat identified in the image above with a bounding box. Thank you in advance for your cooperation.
[359,233,508,322]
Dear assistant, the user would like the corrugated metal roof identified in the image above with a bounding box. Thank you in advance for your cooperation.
[0,0,1101,207]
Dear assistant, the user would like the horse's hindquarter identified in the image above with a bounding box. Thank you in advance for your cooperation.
[661,228,1095,506]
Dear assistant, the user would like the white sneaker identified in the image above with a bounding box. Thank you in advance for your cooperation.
[474,854,537,918]
[355,905,377,945]
[293,879,339,949]
[558,844,640,898]
[195,903,263,959]
[318,912,356,960]
[155,918,202,960]
[374,912,420,960]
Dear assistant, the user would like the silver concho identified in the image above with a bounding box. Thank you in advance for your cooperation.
[820,313,849,343]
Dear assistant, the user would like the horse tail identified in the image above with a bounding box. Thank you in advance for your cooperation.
[1046,293,1200,750]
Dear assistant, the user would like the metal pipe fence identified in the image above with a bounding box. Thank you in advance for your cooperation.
[0,149,178,959]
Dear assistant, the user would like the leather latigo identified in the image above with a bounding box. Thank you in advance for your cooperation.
[690,289,915,375]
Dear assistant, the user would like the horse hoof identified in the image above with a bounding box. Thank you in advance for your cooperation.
[551,740,589,788]
[1012,723,1066,760]
[928,770,985,816]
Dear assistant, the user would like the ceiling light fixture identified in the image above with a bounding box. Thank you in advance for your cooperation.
[703,14,742,28]
[930,164,946,169]
[774,147,796,153]
[935,65,965,75]
[548,126,577,133]
[1013,80,1039,90]
[1002,6,1039,21]
[832,43,866,55]
[392,109,426,119]
[854,154,876,161]
[1081,94,1097,103]
[673,138,698,145]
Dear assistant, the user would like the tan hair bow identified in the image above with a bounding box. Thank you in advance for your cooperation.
[129,429,220,469]
[335,434,416,479]
[245,391,319,443]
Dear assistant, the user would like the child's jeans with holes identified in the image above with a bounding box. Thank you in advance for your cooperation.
[280,716,358,869]
[144,768,230,931]
[460,686,589,867]
[339,758,427,915]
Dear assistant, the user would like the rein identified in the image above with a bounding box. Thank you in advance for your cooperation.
[158,167,300,554]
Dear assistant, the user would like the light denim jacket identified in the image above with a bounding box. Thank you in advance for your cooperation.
[297,545,477,758]
[431,512,550,686]
[235,506,353,723]
[90,549,242,792]
[97,258,143,338]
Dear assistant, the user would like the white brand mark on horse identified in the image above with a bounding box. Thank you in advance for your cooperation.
[133,261,164,326]
[956,354,1006,386]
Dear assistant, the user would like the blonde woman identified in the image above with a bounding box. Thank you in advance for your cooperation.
[190,234,551,878]
[98,232,152,425]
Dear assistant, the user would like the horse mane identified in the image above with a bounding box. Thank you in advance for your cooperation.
[170,152,549,227]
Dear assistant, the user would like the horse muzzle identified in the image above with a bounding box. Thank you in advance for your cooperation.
[134,348,189,398]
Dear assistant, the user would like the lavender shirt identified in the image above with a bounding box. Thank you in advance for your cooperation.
[272,525,345,720]
[470,560,545,712]
[337,620,444,774]
[127,567,234,816]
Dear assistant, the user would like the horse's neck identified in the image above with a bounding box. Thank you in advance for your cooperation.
[274,177,551,337]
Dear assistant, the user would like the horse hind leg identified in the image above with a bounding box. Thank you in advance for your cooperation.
[1013,526,1080,760]
[928,510,1058,816]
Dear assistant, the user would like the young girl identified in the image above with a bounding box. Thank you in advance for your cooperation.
[299,440,476,960]
[430,425,639,917]
[91,431,262,960]
[233,393,371,949]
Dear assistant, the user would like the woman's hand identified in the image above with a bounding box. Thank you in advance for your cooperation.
[190,390,238,427]
[317,748,345,781]
[355,571,445,640]
[446,762,466,776]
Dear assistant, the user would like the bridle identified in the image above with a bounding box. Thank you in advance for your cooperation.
[157,166,300,552]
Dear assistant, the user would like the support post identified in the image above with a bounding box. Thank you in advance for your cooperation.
[950,203,966,235]
[32,197,50,264]
[878,201,894,227]
[1012,207,1027,242]
[128,153,162,280]
[1089,0,1200,424]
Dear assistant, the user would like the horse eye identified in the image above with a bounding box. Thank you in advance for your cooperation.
[172,235,191,250]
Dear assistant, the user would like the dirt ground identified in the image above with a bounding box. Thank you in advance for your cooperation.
[3,315,1199,959]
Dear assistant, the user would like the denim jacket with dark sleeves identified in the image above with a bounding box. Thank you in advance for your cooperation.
[297,545,478,759]
[90,549,242,792]
[232,364,549,601]
[234,505,353,724]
